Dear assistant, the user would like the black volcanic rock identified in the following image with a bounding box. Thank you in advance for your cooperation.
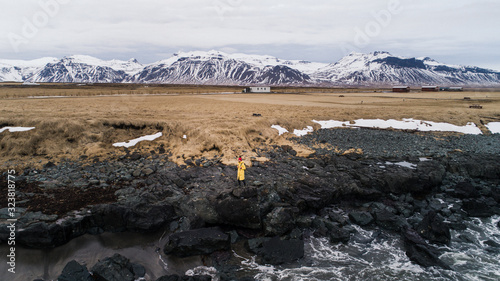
[1,127,499,276]
[328,224,352,244]
[247,236,304,265]
[291,175,338,210]
[462,197,500,217]
[57,260,93,281]
[163,227,230,257]
[156,275,212,281]
[349,211,374,226]
[416,211,451,245]
[451,181,479,199]
[90,253,145,281]
[264,206,298,236]
[403,227,451,270]
[373,209,407,232]
[16,222,67,248]
[214,196,262,229]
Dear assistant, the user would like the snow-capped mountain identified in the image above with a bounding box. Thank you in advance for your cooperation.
[314,51,500,86]
[194,51,327,75]
[0,57,58,82]
[129,51,313,85]
[2,50,500,86]
[26,55,143,83]
[62,55,144,76]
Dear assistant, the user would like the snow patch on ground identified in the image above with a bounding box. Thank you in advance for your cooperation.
[273,118,486,137]
[486,122,500,134]
[313,118,483,135]
[312,120,350,129]
[0,127,35,133]
[113,132,162,148]
[271,125,289,136]
[388,161,417,169]
[293,126,314,137]
[272,125,314,137]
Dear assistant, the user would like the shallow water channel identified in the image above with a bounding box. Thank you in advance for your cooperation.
[0,230,204,281]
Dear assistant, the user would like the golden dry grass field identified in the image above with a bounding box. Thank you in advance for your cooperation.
[1,84,499,169]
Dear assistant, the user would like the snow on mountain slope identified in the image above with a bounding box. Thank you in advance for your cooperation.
[314,51,500,86]
[63,55,144,75]
[0,57,58,82]
[25,55,143,83]
[130,50,312,85]
[153,50,327,75]
[2,50,500,86]
[206,51,328,74]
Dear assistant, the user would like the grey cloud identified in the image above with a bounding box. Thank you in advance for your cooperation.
[0,0,498,70]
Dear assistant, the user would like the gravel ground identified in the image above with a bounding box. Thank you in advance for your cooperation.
[296,128,500,159]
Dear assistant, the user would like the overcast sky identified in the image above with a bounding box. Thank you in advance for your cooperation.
[1,0,499,70]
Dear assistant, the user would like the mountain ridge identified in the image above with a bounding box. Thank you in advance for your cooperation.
[2,51,499,86]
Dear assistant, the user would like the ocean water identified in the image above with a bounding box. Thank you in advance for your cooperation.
[233,216,500,281]
[192,216,500,281]
[2,216,499,280]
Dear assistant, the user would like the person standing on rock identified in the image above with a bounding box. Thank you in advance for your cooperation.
[237,157,247,187]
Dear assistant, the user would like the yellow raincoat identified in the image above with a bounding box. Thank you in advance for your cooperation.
[237,160,246,181]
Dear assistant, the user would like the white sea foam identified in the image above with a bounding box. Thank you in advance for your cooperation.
[248,229,433,281]
[442,216,500,280]
[245,220,500,280]
[185,266,218,280]
[233,251,276,274]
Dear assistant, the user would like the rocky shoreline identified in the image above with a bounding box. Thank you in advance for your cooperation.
[1,128,500,280]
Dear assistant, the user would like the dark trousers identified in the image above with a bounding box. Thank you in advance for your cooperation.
[238,180,246,186]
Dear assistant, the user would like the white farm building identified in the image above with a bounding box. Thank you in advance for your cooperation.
[243,87,271,93]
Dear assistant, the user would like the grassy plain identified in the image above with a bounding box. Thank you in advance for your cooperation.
[1,83,499,169]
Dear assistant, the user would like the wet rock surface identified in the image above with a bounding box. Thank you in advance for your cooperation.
[90,253,145,281]
[57,260,93,281]
[403,227,452,270]
[1,128,500,278]
[163,227,230,257]
[247,236,304,265]
[416,211,451,245]
[156,275,212,281]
